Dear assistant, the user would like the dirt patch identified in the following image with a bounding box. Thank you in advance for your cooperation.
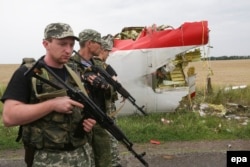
[1,140,250,167]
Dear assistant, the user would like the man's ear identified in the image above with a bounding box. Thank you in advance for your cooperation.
[42,39,49,48]
[86,40,92,46]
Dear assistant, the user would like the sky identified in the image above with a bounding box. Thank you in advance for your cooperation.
[1,0,250,64]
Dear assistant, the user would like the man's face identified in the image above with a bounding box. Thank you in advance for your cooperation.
[44,37,75,64]
[102,50,110,62]
[89,41,102,57]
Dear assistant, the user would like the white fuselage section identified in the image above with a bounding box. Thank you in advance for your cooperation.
[107,45,197,115]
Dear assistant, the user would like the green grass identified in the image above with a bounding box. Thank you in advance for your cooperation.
[0,84,22,149]
[0,84,250,150]
[116,111,250,143]
[0,125,21,149]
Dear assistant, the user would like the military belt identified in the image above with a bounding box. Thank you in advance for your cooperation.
[41,143,77,152]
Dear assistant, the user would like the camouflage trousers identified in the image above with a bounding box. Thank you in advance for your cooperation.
[32,143,92,167]
[110,133,121,167]
[90,124,121,167]
[91,124,112,167]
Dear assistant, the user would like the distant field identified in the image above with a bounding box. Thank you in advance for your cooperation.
[0,64,19,85]
[186,59,250,87]
[1,59,250,87]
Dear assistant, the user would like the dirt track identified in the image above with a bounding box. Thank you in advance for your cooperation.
[1,139,250,167]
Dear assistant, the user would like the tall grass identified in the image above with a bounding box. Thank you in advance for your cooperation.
[0,84,5,113]
[0,84,22,150]
[0,125,21,150]
[196,85,250,106]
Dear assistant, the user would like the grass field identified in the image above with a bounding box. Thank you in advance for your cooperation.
[1,59,250,86]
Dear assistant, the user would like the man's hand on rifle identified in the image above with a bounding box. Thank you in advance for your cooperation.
[50,96,84,114]
[82,72,109,89]
[82,118,96,132]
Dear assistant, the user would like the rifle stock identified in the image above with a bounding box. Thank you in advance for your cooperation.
[24,57,149,167]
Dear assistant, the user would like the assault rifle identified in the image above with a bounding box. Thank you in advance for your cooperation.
[24,56,149,167]
[72,50,148,116]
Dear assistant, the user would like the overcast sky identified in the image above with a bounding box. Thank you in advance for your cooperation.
[1,0,250,64]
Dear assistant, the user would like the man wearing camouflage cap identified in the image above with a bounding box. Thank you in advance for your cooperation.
[94,39,113,61]
[44,22,79,40]
[68,29,115,167]
[1,23,96,167]
[93,38,123,167]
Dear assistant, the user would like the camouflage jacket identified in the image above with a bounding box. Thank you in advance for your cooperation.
[22,62,88,150]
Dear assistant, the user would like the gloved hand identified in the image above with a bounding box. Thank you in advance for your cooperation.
[82,72,109,90]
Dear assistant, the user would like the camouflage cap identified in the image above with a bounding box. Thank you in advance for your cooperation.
[78,29,102,44]
[101,39,112,51]
[44,23,79,41]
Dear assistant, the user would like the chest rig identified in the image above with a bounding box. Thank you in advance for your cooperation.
[21,58,88,150]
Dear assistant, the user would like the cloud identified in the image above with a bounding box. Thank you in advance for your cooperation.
[1,0,250,63]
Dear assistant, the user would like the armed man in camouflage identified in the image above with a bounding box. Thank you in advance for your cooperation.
[1,23,96,167]
[68,29,116,167]
[93,38,122,167]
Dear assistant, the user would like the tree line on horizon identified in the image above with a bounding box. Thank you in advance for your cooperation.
[202,55,250,61]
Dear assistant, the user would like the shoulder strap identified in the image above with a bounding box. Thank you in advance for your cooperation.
[21,57,36,68]
[65,64,88,96]
[31,65,88,100]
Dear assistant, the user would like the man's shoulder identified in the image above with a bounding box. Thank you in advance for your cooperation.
[15,64,29,74]
[71,54,81,61]
[92,57,106,67]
